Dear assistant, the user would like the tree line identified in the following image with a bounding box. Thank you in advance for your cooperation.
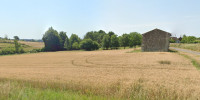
[170,35,200,43]
[42,27,142,51]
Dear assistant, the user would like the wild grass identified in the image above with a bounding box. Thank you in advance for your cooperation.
[126,49,141,53]
[0,78,195,100]
[170,43,200,52]
[158,60,171,65]
[178,53,200,70]
[0,81,115,100]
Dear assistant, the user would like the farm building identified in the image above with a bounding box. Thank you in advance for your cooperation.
[142,29,171,52]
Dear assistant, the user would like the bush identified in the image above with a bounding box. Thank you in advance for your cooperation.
[0,47,16,55]
[72,42,80,50]
[80,39,99,51]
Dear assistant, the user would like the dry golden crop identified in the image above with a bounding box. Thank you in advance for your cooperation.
[0,49,200,99]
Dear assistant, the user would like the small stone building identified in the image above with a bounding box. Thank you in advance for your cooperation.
[142,29,171,52]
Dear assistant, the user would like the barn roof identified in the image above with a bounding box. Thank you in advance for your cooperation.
[143,28,171,36]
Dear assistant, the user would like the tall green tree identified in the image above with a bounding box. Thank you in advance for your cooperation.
[102,35,110,50]
[59,31,67,50]
[108,31,115,47]
[64,36,70,50]
[42,27,62,51]
[110,35,119,49]
[84,31,95,41]
[14,36,19,40]
[119,33,130,49]
[84,30,106,45]
[129,32,142,48]
[69,34,81,50]
[14,36,24,53]
[181,35,187,43]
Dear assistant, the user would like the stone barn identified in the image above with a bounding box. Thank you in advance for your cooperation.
[142,29,171,52]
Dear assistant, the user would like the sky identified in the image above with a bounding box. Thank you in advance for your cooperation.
[0,0,200,39]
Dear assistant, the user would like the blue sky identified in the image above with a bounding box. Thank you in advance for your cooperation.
[0,0,200,39]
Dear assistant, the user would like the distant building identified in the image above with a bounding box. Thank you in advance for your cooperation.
[142,29,171,52]
[170,37,181,43]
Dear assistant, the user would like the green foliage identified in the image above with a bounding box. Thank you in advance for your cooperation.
[129,32,142,48]
[69,34,81,50]
[181,34,197,43]
[80,39,99,51]
[187,36,196,43]
[13,36,19,40]
[84,30,106,45]
[64,36,70,50]
[108,31,115,37]
[0,47,16,55]
[119,34,130,49]
[72,42,80,50]
[29,48,45,53]
[170,38,175,43]
[110,35,119,49]
[14,39,24,53]
[42,27,62,51]
[59,31,67,50]
[102,35,110,50]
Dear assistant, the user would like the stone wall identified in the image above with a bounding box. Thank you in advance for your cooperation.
[142,29,171,52]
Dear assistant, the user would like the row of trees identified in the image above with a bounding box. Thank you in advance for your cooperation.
[42,27,142,51]
[181,35,199,43]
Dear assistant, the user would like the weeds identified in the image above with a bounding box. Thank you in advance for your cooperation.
[158,60,171,65]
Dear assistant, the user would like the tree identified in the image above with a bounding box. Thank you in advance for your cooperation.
[59,31,67,50]
[108,31,115,47]
[72,42,80,50]
[110,35,119,49]
[42,27,62,51]
[80,39,99,51]
[69,34,81,50]
[14,36,24,53]
[129,32,142,48]
[181,35,197,43]
[102,35,110,50]
[64,35,70,50]
[84,31,95,41]
[120,33,130,49]
[84,30,106,45]
[14,36,19,40]
[187,36,196,43]
[181,35,187,43]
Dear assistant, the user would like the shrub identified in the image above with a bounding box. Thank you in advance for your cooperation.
[29,49,43,53]
[0,47,16,55]
[158,61,171,65]
[72,42,80,50]
[80,39,99,51]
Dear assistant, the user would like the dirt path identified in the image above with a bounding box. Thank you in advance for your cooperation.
[170,47,200,56]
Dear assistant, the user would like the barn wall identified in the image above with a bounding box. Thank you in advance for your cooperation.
[142,30,171,52]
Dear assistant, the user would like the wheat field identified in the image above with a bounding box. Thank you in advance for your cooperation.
[0,49,200,99]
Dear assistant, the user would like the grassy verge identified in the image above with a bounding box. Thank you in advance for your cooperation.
[170,43,200,52]
[0,81,114,100]
[0,78,194,100]
[178,53,200,70]
[126,48,141,53]
[169,49,200,70]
